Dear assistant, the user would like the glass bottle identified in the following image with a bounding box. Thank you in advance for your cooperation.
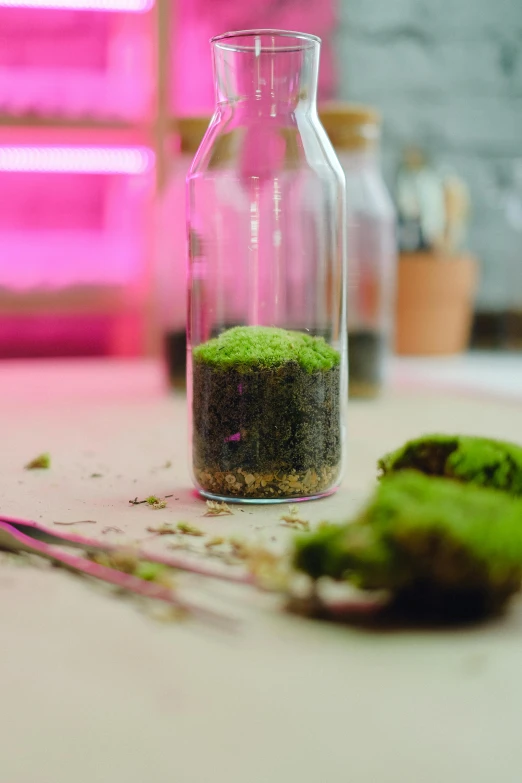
[321,104,396,398]
[187,29,347,504]
[156,117,210,390]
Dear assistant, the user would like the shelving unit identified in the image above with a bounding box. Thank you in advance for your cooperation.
[0,0,172,357]
[0,0,339,359]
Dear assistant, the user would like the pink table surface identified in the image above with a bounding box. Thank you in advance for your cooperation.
[1,357,522,783]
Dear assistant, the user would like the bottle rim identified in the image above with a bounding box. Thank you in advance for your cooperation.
[211,29,321,53]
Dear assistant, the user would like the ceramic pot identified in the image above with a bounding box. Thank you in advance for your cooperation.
[395,253,478,355]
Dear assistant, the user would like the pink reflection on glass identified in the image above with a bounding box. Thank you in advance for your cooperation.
[0,146,154,173]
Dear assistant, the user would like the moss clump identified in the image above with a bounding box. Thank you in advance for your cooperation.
[25,452,51,470]
[294,471,522,618]
[379,434,522,497]
[192,326,342,500]
[193,326,340,374]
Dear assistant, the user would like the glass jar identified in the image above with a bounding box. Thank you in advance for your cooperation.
[156,117,210,389]
[187,29,347,504]
[321,104,396,398]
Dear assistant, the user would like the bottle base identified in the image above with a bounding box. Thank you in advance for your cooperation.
[196,486,339,505]
[194,463,341,503]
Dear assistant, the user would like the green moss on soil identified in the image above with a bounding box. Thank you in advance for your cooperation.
[193,326,340,374]
[294,471,522,617]
[192,326,342,499]
[378,434,522,496]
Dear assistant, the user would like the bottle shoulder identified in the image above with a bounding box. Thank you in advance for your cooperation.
[188,111,345,184]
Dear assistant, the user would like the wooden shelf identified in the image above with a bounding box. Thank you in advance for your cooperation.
[0,286,140,316]
[0,114,145,131]
[0,113,205,138]
[0,0,171,357]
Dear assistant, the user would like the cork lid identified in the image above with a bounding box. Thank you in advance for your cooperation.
[319,102,381,150]
[174,116,211,155]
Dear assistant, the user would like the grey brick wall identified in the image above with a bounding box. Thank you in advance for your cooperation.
[336,0,522,310]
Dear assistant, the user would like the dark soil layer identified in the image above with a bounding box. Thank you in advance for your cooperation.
[348,329,384,398]
[164,330,186,390]
[192,327,342,499]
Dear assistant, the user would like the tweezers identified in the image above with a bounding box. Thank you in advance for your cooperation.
[0,515,249,627]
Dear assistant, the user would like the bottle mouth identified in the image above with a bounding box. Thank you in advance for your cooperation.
[211,29,321,53]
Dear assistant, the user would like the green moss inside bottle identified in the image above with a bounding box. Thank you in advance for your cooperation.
[192,326,343,502]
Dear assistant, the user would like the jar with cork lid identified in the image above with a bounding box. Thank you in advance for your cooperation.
[320,103,396,398]
[156,116,211,390]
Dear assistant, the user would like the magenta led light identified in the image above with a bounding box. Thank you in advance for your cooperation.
[0,146,155,174]
[0,0,153,11]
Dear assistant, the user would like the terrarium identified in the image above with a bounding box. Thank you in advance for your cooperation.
[187,29,347,503]
[321,104,396,398]
[157,117,211,389]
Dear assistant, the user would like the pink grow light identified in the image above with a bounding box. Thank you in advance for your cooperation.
[0,0,153,11]
[0,145,155,174]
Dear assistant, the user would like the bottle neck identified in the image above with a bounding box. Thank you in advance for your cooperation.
[212,35,319,117]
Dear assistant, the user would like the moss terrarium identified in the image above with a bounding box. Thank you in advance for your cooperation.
[191,326,343,502]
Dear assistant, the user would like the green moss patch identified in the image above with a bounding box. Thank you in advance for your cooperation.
[193,326,340,374]
[294,471,522,618]
[378,434,522,496]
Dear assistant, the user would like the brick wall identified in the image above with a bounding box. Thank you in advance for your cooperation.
[336,0,522,310]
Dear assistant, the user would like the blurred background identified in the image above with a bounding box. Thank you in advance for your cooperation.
[0,0,521,365]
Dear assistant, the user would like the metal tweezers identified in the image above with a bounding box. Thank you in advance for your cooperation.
[0,515,248,627]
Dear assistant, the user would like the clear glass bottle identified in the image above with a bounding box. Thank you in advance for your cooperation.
[156,117,210,389]
[321,104,396,398]
[187,29,347,504]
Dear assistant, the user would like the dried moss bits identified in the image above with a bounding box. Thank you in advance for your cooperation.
[25,452,51,470]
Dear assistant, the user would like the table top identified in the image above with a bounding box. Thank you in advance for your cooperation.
[1,357,522,783]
